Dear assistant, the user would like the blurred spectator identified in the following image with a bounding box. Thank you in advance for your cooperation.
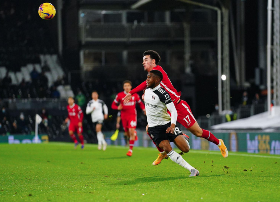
[38,87,47,98]
[242,91,248,106]
[42,61,50,72]
[0,123,7,136]
[0,107,10,121]
[225,109,237,122]
[30,67,39,84]
[38,71,48,88]
[16,113,29,134]
[212,104,219,115]
[75,90,86,108]
[252,93,263,105]
[50,86,60,98]
[1,116,11,131]
[2,72,11,87]
[40,108,48,127]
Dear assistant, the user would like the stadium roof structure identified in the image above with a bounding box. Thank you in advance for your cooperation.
[211,107,280,130]
[131,0,188,10]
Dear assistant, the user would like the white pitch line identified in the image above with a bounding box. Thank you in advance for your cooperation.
[189,150,280,159]
[46,143,280,159]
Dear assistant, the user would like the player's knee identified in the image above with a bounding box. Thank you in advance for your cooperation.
[181,146,189,153]
[159,141,172,153]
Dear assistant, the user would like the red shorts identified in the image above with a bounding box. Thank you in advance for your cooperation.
[175,100,196,128]
[69,123,83,134]
[121,115,137,132]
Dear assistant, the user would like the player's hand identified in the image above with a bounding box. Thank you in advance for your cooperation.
[78,122,82,127]
[104,114,108,120]
[117,104,123,110]
[65,118,69,123]
[166,124,175,134]
[143,109,146,115]
[116,123,120,129]
[146,125,149,133]
[123,93,132,103]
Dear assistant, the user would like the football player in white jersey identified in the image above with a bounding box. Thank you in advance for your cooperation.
[86,91,108,150]
[144,70,199,177]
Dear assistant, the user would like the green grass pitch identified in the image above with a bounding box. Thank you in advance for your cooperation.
[0,143,280,202]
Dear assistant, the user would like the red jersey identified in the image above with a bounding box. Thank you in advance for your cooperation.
[111,91,145,116]
[130,65,181,103]
[67,103,84,124]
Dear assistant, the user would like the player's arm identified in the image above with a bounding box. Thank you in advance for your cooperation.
[165,102,177,134]
[102,102,108,119]
[123,81,147,103]
[136,94,146,114]
[111,95,122,110]
[78,106,84,126]
[86,101,94,114]
[156,88,177,133]
[116,112,121,129]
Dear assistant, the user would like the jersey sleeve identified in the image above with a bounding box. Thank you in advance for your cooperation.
[129,80,147,95]
[166,102,177,125]
[78,106,84,121]
[136,94,145,110]
[111,94,120,110]
[86,101,94,114]
[154,88,173,105]
[102,101,108,115]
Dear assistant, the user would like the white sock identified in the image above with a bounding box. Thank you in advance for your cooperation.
[97,132,106,145]
[218,140,221,146]
[97,132,103,146]
[167,150,194,172]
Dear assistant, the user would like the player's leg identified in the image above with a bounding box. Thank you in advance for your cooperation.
[158,139,198,177]
[126,127,135,157]
[97,123,107,151]
[96,123,105,150]
[177,100,228,158]
[77,125,84,149]
[68,124,78,148]
[173,135,190,153]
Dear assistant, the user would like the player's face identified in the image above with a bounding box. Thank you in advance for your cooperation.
[142,55,155,72]
[68,98,74,106]
[92,92,98,100]
[123,83,132,93]
[146,73,157,88]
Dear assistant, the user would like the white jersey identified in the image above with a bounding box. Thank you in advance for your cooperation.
[144,85,177,127]
[86,99,108,123]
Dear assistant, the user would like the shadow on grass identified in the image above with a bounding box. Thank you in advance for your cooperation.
[113,173,224,185]
[99,156,129,160]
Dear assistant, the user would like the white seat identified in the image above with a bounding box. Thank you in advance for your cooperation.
[45,72,53,87]
[16,72,23,83]
[51,69,59,81]
[21,67,31,82]
[34,64,42,73]
[64,85,71,91]
[9,72,18,85]
[26,64,34,73]
[0,67,7,79]
[66,89,74,97]
[57,85,67,99]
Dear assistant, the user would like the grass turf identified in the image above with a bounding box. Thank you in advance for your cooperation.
[0,143,280,202]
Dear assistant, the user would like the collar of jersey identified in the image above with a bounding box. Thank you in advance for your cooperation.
[69,103,75,108]
[151,84,161,91]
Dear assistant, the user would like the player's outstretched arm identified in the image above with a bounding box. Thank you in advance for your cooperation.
[123,81,147,103]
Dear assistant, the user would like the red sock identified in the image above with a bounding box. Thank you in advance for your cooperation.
[129,140,134,151]
[70,134,78,144]
[201,129,219,145]
[78,135,84,145]
[147,132,164,152]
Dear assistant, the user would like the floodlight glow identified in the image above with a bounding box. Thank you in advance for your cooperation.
[221,74,226,80]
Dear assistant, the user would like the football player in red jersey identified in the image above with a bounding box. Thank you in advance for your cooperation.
[111,80,146,156]
[65,97,85,149]
[123,50,228,164]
